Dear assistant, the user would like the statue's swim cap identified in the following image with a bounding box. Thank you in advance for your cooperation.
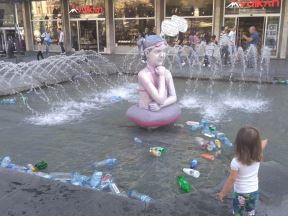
[143,35,167,51]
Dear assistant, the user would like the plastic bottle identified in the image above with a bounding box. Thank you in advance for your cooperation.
[149,147,165,157]
[214,139,222,149]
[99,173,112,191]
[108,96,122,103]
[134,137,143,145]
[49,172,72,182]
[190,159,198,169]
[89,171,103,188]
[128,190,152,204]
[71,172,89,186]
[207,141,216,152]
[27,164,37,172]
[1,156,12,168]
[33,171,52,179]
[176,176,190,193]
[200,153,215,161]
[34,160,48,171]
[109,182,120,194]
[92,158,117,169]
[0,98,16,105]
[276,80,288,84]
[202,126,216,138]
[183,168,200,178]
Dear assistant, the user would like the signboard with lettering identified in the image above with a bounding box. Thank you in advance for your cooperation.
[69,3,104,14]
[226,0,280,9]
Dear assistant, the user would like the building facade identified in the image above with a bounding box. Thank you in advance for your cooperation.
[1,0,288,59]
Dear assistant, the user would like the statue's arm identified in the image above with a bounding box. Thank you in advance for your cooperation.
[159,71,177,108]
[138,72,166,105]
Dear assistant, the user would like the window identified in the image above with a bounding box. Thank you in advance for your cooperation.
[114,0,155,46]
[165,0,214,45]
[31,0,62,49]
[166,0,213,17]
[0,3,14,27]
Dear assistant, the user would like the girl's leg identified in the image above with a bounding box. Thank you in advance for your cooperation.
[233,192,245,216]
[244,191,259,216]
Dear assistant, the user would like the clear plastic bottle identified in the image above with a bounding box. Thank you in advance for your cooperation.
[1,156,12,168]
[71,172,89,186]
[0,98,16,105]
[92,158,117,169]
[128,190,152,204]
[49,172,72,183]
[134,137,143,145]
[89,171,103,188]
[109,182,120,194]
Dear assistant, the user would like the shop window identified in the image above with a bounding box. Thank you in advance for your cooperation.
[69,0,105,19]
[32,21,59,47]
[115,19,155,46]
[224,17,236,29]
[0,3,14,27]
[224,0,281,15]
[166,0,213,17]
[31,0,61,20]
[114,0,155,18]
[114,0,155,46]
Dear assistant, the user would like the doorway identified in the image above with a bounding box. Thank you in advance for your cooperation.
[237,17,265,49]
[70,19,106,52]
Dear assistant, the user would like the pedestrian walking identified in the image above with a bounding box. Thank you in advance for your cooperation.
[36,38,44,60]
[57,28,65,54]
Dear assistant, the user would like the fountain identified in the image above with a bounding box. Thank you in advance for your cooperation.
[0,42,287,215]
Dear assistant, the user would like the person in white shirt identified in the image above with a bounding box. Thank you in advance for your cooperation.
[216,126,268,216]
[57,28,65,54]
[36,38,44,60]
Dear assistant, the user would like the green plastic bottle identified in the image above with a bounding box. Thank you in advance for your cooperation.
[34,160,48,171]
[277,80,288,84]
[176,175,190,193]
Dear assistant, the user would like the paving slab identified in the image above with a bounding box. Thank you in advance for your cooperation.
[0,168,145,216]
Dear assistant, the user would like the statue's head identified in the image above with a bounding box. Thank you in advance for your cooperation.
[143,35,167,67]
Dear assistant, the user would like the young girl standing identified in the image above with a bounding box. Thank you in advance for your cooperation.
[216,126,268,216]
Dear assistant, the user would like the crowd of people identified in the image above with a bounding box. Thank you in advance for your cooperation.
[136,25,260,68]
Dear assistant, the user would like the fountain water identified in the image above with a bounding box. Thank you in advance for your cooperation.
[0,46,282,206]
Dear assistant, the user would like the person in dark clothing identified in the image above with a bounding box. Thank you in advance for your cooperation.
[243,26,259,49]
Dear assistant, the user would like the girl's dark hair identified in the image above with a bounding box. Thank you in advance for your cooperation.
[235,126,262,165]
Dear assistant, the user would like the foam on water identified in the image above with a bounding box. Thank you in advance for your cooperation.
[180,94,269,121]
[179,95,202,109]
[26,83,138,126]
[223,97,269,113]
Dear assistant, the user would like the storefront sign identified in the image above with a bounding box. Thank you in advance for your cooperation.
[69,3,104,14]
[226,0,280,9]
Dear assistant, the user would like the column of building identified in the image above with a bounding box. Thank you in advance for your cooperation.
[61,0,72,53]
[105,0,115,53]
[280,0,288,59]
[213,0,224,40]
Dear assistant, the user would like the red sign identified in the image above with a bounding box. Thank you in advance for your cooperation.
[227,0,280,8]
[70,3,104,14]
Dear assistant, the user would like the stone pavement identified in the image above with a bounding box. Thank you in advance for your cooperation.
[0,160,287,216]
